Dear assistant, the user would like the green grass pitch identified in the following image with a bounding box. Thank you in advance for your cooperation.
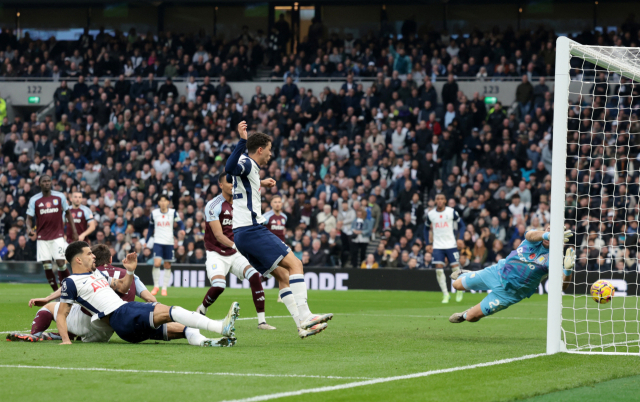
[1,283,640,402]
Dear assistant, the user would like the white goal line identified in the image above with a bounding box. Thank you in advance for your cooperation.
[220,353,548,402]
[0,365,374,380]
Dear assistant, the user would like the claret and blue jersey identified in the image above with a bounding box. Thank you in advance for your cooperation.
[225,139,291,277]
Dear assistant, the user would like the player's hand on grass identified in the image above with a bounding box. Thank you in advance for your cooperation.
[261,178,276,188]
[563,248,576,272]
[238,121,248,140]
[122,252,138,272]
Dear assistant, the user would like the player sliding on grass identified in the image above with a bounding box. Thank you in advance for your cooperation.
[225,121,332,339]
[57,241,239,346]
[449,226,575,323]
[9,245,233,347]
[196,171,276,330]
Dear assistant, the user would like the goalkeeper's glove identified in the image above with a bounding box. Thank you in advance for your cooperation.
[542,230,573,243]
[563,248,576,276]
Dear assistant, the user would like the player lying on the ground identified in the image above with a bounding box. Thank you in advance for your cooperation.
[147,194,185,297]
[8,245,235,347]
[449,227,574,323]
[225,121,332,339]
[197,171,275,330]
[55,241,239,346]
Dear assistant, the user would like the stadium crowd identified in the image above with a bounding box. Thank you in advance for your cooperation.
[0,19,639,272]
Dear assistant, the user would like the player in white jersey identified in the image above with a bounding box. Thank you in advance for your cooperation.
[225,121,332,339]
[146,194,185,296]
[57,241,239,346]
[424,194,466,304]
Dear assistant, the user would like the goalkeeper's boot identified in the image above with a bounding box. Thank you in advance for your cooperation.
[456,291,464,302]
[151,287,159,296]
[221,302,240,338]
[442,294,450,304]
[300,313,333,330]
[202,336,236,347]
[258,322,277,330]
[6,333,39,342]
[450,269,472,281]
[196,304,208,316]
[449,310,469,323]
[299,323,327,339]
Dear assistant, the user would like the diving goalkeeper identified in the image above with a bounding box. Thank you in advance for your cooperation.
[449,227,574,323]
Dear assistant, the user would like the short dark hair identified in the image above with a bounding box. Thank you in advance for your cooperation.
[66,241,89,264]
[246,132,272,154]
[218,170,228,184]
[91,244,111,267]
[158,194,169,202]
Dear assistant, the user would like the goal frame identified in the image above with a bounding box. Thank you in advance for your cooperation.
[547,37,640,355]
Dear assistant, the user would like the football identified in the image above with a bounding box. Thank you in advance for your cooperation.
[590,280,615,304]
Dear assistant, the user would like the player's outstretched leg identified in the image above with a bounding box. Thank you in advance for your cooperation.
[167,323,235,347]
[156,302,240,338]
[435,268,449,303]
[244,267,275,330]
[197,277,226,316]
[449,304,484,323]
[42,262,58,291]
[279,253,333,331]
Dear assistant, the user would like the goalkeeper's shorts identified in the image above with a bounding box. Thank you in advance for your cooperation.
[460,265,523,316]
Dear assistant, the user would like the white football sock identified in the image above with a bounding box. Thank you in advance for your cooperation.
[184,327,208,346]
[162,269,172,290]
[436,269,449,296]
[279,287,300,328]
[152,267,160,287]
[289,274,312,323]
[170,306,222,334]
[257,312,266,323]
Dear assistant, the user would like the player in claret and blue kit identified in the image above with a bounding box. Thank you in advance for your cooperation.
[225,121,333,339]
[449,227,575,323]
[57,241,239,346]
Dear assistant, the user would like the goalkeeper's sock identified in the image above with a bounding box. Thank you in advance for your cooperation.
[290,274,312,323]
[169,306,223,334]
[184,327,208,346]
[152,267,161,288]
[463,312,468,321]
[279,287,301,328]
[162,268,172,290]
[436,269,449,296]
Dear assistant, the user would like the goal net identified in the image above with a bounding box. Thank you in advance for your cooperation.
[548,37,640,355]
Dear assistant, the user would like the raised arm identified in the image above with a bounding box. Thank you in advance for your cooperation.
[110,252,138,294]
[526,229,572,243]
[225,121,249,176]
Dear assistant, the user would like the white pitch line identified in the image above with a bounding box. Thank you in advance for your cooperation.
[0,365,374,380]
[220,353,548,402]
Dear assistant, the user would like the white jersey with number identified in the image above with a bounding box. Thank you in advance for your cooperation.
[231,154,266,229]
[425,207,460,249]
[150,208,181,245]
[60,271,126,322]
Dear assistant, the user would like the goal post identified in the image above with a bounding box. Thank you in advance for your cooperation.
[548,37,640,355]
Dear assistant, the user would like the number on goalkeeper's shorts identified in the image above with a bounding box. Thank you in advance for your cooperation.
[488,299,500,312]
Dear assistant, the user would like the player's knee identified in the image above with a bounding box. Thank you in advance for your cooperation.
[43,262,53,270]
[211,277,226,290]
[55,260,66,269]
[453,278,465,291]
[244,267,259,280]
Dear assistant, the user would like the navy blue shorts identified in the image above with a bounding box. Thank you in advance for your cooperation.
[153,244,174,261]
[234,224,291,276]
[109,302,167,344]
[432,248,460,267]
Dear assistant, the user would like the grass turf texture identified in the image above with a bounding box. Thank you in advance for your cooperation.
[1,283,639,402]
